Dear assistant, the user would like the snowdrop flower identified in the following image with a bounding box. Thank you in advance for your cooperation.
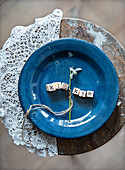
[70,67,82,79]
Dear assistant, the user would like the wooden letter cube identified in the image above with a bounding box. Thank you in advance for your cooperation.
[79,90,86,97]
[46,84,50,91]
[46,83,56,92]
[61,83,69,90]
[53,82,62,90]
[73,87,80,95]
[87,91,94,98]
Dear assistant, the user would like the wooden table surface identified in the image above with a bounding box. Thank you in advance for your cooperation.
[57,18,125,155]
[0,0,125,170]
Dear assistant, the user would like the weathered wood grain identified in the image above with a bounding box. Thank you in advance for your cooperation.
[57,18,125,155]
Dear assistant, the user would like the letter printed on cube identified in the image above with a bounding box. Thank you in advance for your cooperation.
[46,83,56,92]
[87,90,94,98]
[79,90,86,97]
[54,82,62,89]
[73,87,80,95]
[61,83,69,90]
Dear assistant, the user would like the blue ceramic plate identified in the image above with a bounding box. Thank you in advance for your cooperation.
[18,38,119,138]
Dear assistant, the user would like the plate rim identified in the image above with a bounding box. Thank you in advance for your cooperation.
[18,38,119,138]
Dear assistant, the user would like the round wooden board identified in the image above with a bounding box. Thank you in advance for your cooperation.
[57,18,125,155]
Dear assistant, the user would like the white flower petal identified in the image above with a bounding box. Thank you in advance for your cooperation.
[70,67,74,71]
[70,73,74,79]
[75,68,82,72]
[73,70,77,75]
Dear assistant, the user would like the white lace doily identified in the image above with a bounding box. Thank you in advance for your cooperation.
[0,9,63,157]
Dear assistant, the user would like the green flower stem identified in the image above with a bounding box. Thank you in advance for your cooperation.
[69,69,72,122]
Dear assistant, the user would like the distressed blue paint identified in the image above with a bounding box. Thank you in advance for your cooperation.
[18,38,119,138]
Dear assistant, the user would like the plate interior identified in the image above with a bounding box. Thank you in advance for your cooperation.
[18,39,119,138]
[33,50,105,121]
